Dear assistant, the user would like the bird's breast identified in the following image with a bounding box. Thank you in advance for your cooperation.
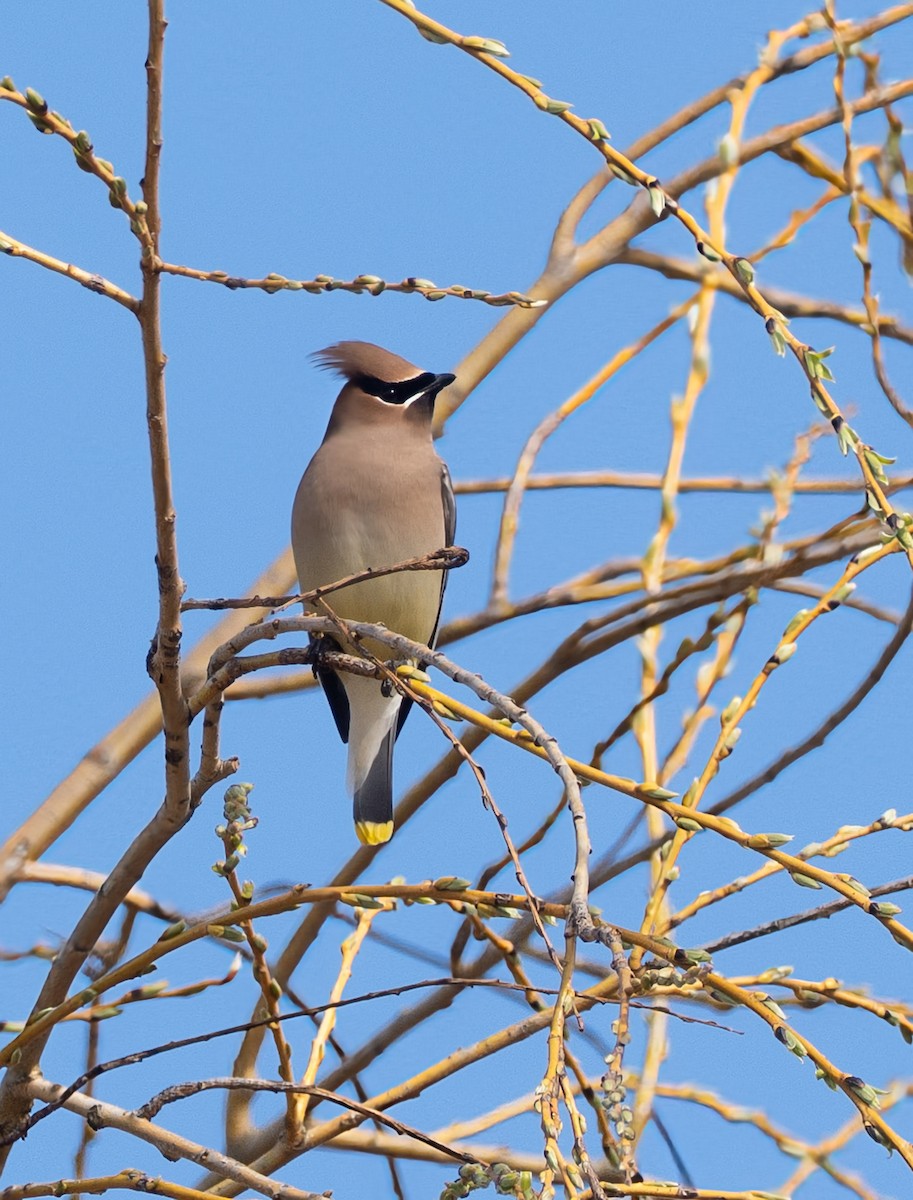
[292,442,446,650]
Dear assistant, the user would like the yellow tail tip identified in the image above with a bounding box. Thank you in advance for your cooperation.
[356,819,394,846]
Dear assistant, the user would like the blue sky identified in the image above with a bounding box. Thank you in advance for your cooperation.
[2,4,912,1197]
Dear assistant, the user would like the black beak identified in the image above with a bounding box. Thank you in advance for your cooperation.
[428,372,456,396]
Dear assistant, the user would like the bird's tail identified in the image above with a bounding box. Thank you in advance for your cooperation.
[353,726,395,845]
[344,675,399,846]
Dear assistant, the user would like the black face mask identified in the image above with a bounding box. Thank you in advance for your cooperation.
[356,372,438,405]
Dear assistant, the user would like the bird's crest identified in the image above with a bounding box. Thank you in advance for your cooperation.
[313,341,421,384]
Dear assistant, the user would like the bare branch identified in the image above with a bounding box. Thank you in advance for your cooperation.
[156,262,545,308]
[0,230,138,310]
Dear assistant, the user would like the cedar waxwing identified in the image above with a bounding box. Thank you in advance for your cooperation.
[291,342,456,846]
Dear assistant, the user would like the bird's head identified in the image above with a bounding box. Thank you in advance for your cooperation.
[314,341,455,432]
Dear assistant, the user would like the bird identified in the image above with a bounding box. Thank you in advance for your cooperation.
[291,341,456,846]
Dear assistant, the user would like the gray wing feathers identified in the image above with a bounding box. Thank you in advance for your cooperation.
[395,460,454,739]
[429,461,456,648]
[315,655,351,743]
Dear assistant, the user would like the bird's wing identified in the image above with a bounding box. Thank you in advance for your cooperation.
[313,636,351,743]
[394,460,455,741]
[441,460,457,547]
[429,460,456,648]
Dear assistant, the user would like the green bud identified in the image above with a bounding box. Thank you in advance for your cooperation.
[674,815,702,833]
[27,1007,58,1025]
[680,946,711,965]
[433,876,472,891]
[0,76,15,91]
[863,1121,891,1146]
[718,133,739,166]
[772,641,797,666]
[804,346,836,383]
[869,901,902,918]
[789,871,822,890]
[760,997,787,1021]
[139,981,170,998]
[811,389,831,415]
[457,1164,489,1187]
[159,920,188,940]
[461,35,510,57]
[832,417,858,456]
[795,988,827,1007]
[765,316,788,357]
[775,1026,807,1058]
[697,240,722,262]
[863,447,892,484]
[681,780,699,806]
[647,181,666,218]
[733,257,755,284]
[543,97,573,115]
[587,117,611,141]
[826,581,856,611]
[415,22,449,45]
[339,893,385,909]
[720,727,742,756]
[783,609,810,637]
[747,832,794,849]
[609,161,638,185]
[25,87,47,113]
[838,874,870,897]
[845,1075,883,1108]
[639,783,678,800]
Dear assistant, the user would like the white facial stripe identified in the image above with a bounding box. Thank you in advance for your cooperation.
[376,386,432,408]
